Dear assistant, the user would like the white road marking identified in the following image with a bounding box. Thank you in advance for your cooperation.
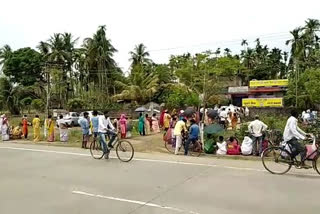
[0,146,318,177]
[72,190,199,214]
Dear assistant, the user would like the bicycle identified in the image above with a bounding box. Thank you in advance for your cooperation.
[90,133,134,162]
[164,133,203,157]
[262,135,320,175]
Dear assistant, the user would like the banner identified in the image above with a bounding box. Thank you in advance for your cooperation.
[249,79,288,87]
[242,98,283,107]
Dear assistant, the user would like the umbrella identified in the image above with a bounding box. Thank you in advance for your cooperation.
[207,109,219,119]
[184,107,195,117]
[135,106,147,112]
[204,124,224,135]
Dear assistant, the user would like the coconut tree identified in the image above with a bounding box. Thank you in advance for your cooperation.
[129,43,151,68]
[114,65,159,104]
[0,45,12,66]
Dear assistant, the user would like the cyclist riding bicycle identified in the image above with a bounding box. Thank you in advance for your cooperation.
[283,109,311,168]
[98,111,117,159]
[184,119,200,156]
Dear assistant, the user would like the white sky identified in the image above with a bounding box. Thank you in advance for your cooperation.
[1,0,319,73]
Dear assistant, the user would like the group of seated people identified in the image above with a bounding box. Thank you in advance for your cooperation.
[215,135,267,156]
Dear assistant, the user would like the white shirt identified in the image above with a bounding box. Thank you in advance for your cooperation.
[283,116,306,142]
[219,111,228,121]
[216,141,227,155]
[241,136,253,155]
[98,116,115,133]
[248,119,268,137]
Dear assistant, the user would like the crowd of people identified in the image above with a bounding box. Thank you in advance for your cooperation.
[0,106,315,165]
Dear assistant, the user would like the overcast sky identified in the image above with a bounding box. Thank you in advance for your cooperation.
[1,0,319,72]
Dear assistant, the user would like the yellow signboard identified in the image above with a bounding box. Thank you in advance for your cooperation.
[242,98,283,107]
[249,79,288,87]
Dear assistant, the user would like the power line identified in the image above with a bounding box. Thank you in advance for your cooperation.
[149,32,291,53]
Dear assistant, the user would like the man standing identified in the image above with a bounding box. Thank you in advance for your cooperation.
[184,119,199,155]
[32,115,41,142]
[219,108,228,129]
[78,112,90,149]
[248,115,268,156]
[98,111,117,159]
[173,118,187,155]
[283,109,309,168]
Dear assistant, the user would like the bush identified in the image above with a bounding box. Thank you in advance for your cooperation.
[31,99,45,112]
[67,98,86,111]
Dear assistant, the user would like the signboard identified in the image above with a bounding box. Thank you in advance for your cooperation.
[242,98,283,107]
[228,86,249,94]
[249,79,288,87]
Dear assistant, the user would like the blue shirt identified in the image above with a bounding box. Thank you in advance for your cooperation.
[78,118,90,135]
[189,124,200,139]
[91,116,99,133]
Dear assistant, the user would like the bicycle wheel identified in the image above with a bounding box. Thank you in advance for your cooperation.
[165,138,176,154]
[262,147,293,175]
[90,139,105,159]
[188,140,202,157]
[312,155,320,175]
[116,140,134,162]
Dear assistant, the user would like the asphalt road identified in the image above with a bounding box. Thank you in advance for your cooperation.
[0,142,319,214]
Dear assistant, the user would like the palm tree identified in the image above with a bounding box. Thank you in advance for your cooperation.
[224,48,231,56]
[0,45,12,65]
[241,39,248,51]
[129,43,151,68]
[114,66,159,104]
[214,48,221,58]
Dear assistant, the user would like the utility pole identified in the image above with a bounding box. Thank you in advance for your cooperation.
[295,61,298,108]
[46,63,50,117]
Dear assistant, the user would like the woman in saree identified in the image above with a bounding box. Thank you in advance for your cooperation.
[1,115,9,141]
[151,113,160,133]
[119,114,127,139]
[57,115,68,142]
[32,115,41,142]
[145,114,151,135]
[138,113,145,136]
[47,115,55,142]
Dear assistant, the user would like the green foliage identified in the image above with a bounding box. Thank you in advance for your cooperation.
[2,47,43,86]
[0,77,22,115]
[67,98,86,111]
[31,99,45,112]
[165,86,200,109]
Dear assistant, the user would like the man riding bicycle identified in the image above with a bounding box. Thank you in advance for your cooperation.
[98,111,117,159]
[283,109,311,168]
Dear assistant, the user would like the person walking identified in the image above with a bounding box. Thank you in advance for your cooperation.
[248,115,268,156]
[46,115,55,142]
[79,112,90,149]
[21,115,29,139]
[138,113,145,136]
[119,114,127,139]
[1,114,9,141]
[57,115,68,142]
[32,115,41,142]
[173,118,187,155]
